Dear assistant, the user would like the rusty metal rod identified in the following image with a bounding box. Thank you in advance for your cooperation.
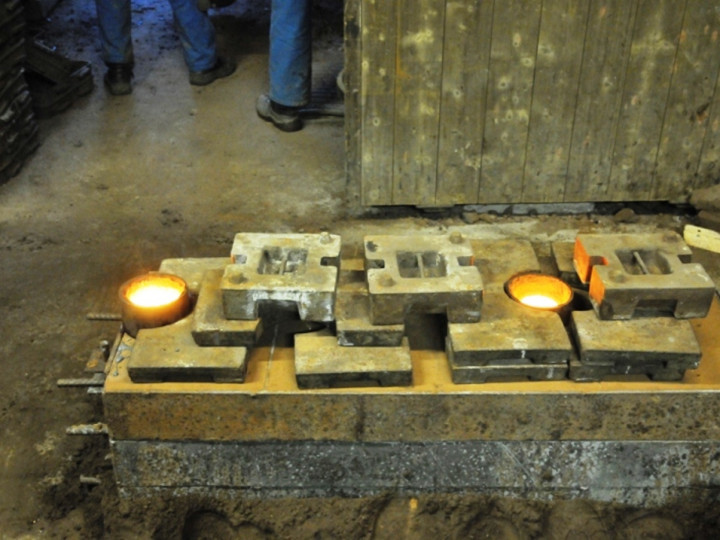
[632,250,650,275]
[86,312,122,321]
[79,475,102,486]
[66,423,108,436]
[57,373,105,387]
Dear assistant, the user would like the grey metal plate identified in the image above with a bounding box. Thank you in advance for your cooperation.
[294,332,412,388]
[571,310,702,368]
[447,293,572,367]
[128,318,248,383]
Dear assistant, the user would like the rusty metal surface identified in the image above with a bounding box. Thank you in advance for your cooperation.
[191,268,262,347]
[294,331,412,388]
[364,233,483,324]
[447,293,571,367]
[103,247,720,443]
[102,238,720,507]
[221,232,341,321]
[103,296,720,442]
[111,439,720,506]
[127,319,248,383]
[573,232,715,319]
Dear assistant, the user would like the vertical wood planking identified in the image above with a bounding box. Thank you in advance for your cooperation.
[565,0,637,202]
[654,4,720,200]
[522,0,590,202]
[435,0,494,205]
[478,0,543,203]
[344,0,363,205]
[392,0,446,204]
[354,0,719,206]
[607,0,687,201]
[695,60,720,191]
[360,0,397,205]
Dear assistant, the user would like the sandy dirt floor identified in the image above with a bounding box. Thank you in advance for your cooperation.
[1,0,720,537]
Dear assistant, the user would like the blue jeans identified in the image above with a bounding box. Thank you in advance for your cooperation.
[270,0,311,107]
[95,0,217,72]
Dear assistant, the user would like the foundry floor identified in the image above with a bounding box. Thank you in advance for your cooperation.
[2,0,720,537]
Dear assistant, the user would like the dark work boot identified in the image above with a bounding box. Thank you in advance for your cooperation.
[189,56,236,86]
[104,63,133,95]
[255,94,302,132]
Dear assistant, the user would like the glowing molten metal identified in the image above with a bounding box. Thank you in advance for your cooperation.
[125,278,185,308]
[506,273,573,311]
[119,273,190,336]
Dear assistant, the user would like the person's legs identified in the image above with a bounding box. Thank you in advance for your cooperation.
[166,0,236,84]
[95,0,133,64]
[95,0,133,94]
[269,0,311,107]
[166,0,216,71]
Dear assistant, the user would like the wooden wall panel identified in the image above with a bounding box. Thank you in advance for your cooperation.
[564,0,637,202]
[344,0,362,205]
[696,63,720,192]
[435,0,494,206]
[359,0,396,205]
[479,0,542,203]
[347,0,720,206]
[653,3,720,201]
[392,0,446,204]
[522,0,590,202]
[607,0,688,201]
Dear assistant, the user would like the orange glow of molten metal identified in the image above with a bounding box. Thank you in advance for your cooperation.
[119,273,190,336]
[506,273,573,311]
[125,278,184,308]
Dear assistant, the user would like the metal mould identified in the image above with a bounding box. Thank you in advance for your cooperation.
[573,232,715,319]
[334,258,404,347]
[222,232,341,322]
[364,233,483,325]
[191,268,262,347]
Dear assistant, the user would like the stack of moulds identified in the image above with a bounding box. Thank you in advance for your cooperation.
[217,231,410,390]
[565,232,714,382]
[314,232,485,389]
[295,233,442,389]
[124,258,261,384]
[25,39,94,118]
[125,232,347,384]
[446,239,572,383]
[0,0,39,185]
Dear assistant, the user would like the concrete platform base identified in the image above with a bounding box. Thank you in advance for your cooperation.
[111,439,720,507]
